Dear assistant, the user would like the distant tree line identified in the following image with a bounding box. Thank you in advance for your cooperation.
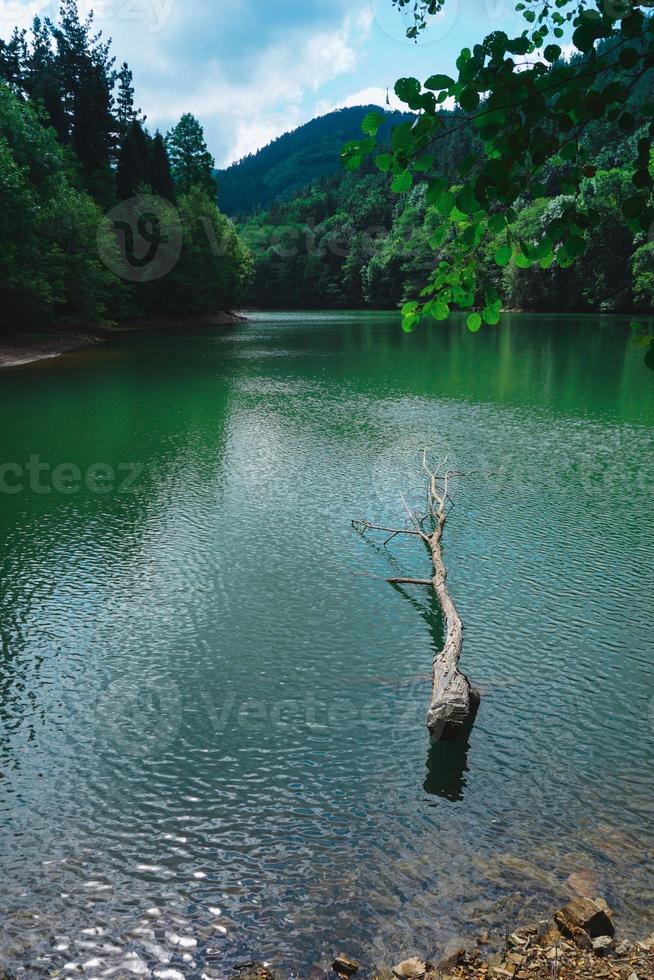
[0,0,251,330]
[216,106,414,217]
[240,46,654,318]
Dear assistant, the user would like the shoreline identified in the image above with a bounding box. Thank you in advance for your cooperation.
[234,899,654,980]
[0,312,246,370]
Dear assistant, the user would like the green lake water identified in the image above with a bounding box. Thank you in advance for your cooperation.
[0,311,653,976]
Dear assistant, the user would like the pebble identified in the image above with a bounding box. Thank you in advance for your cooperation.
[392,957,427,979]
[153,972,185,980]
[332,954,358,976]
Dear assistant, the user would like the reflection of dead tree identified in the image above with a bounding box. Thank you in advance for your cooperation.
[353,451,480,742]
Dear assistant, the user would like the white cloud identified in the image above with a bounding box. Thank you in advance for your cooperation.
[144,8,374,166]
[315,85,403,116]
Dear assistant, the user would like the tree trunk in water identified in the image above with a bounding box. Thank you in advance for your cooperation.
[354,453,479,742]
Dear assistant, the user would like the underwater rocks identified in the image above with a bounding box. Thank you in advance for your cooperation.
[332,954,359,976]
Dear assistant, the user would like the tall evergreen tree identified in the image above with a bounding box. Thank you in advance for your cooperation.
[0,29,27,90]
[116,119,150,200]
[166,113,216,196]
[116,61,138,137]
[26,18,67,141]
[149,131,176,202]
[51,0,116,188]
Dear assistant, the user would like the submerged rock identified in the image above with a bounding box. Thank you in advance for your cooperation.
[566,869,600,899]
[332,954,358,976]
[231,963,276,980]
[392,957,429,979]
[437,938,477,973]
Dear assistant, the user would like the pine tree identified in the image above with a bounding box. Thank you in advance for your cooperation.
[51,0,116,189]
[116,61,138,137]
[166,113,216,197]
[149,131,176,202]
[26,18,67,139]
[116,119,150,200]
[0,29,27,91]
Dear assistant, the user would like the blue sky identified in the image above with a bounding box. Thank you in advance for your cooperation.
[1,0,525,166]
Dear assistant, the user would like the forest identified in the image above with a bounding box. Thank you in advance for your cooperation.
[237,64,654,315]
[0,1,251,331]
[3,0,654,332]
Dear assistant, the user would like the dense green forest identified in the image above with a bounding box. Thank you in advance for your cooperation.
[3,0,654,328]
[237,55,654,315]
[0,0,250,330]
[216,107,412,217]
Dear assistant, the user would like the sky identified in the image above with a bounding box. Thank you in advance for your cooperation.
[0,0,527,167]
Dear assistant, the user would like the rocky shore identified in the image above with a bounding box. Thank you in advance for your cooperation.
[232,899,654,980]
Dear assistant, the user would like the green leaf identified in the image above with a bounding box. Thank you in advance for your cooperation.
[543,44,562,63]
[494,244,513,267]
[391,172,413,193]
[564,235,585,258]
[432,301,450,321]
[402,314,418,333]
[424,73,454,91]
[459,87,480,112]
[467,313,482,333]
[482,309,501,325]
[361,111,386,136]
[488,213,506,234]
[394,77,422,107]
[375,153,393,173]
[402,301,419,317]
[413,154,434,172]
[456,184,479,215]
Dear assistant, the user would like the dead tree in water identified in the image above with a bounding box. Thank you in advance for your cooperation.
[353,452,480,742]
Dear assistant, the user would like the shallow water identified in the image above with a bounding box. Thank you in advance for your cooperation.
[0,311,653,978]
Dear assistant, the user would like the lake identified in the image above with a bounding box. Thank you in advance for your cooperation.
[0,311,653,977]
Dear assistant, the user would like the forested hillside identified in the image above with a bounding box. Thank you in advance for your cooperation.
[0,1,250,330]
[216,107,412,217]
[240,49,654,315]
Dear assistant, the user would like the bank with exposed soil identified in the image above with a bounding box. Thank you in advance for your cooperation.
[0,313,246,369]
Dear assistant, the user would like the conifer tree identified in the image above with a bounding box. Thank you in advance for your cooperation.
[149,131,176,202]
[166,113,216,196]
[116,119,150,199]
[116,61,138,137]
[26,18,66,139]
[51,0,116,187]
[0,29,27,90]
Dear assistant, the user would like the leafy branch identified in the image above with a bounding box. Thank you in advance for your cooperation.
[341,0,654,347]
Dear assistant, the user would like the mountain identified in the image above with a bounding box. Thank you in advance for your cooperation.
[216,105,412,217]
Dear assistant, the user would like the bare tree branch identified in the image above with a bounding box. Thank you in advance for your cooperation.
[354,452,481,741]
